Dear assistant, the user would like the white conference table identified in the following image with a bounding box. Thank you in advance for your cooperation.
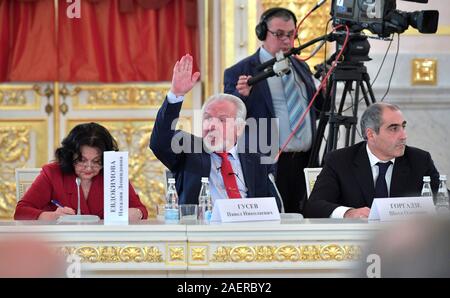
[0,217,386,277]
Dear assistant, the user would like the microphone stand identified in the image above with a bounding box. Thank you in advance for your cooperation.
[58,177,100,223]
[268,173,285,213]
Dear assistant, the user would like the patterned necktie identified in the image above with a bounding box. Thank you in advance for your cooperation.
[216,152,241,199]
[281,70,307,139]
[375,161,392,199]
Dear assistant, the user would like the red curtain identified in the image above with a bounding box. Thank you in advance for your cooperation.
[0,0,199,82]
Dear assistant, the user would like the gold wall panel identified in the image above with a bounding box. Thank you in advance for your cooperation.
[62,246,164,263]
[188,243,209,265]
[67,118,192,218]
[211,244,362,263]
[71,83,193,110]
[261,0,331,67]
[412,58,437,86]
[0,120,48,219]
[0,84,42,110]
[221,0,236,71]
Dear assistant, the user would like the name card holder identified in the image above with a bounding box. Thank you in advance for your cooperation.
[369,197,436,221]
[104,151,129,225]
[210,197,280,223]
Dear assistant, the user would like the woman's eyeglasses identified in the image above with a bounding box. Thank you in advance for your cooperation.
[74,159,103,169]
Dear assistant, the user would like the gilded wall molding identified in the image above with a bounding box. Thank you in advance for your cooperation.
[167,244,187,265]
[62,246,164,263]
[0,84,42,110]
[188,243,209,265]
[0,120,48,219]
[261,0,331,67]
[71,84,193,110]
[211,244,362,263]
[412,58,437,86]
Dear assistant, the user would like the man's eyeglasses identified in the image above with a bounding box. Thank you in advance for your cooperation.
[267,29,297,40]
[74,159,103,169]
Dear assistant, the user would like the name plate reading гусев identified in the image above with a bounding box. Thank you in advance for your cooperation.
[210,197,280,223]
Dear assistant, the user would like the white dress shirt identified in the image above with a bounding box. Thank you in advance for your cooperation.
[166,92,248,203]
[330,144,395,218]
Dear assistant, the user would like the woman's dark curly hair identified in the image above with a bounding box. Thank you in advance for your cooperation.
[55,122,119,173]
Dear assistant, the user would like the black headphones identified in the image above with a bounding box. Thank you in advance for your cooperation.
[255,7,298,41]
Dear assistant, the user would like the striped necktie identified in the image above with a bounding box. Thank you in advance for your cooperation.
[281,69,307,139]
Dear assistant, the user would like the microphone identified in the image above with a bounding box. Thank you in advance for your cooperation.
[312,0,327,13]
[76,177,81,215]
[268,173,285,213]
[248,51,291,86]
[252,33,333,85]
[57,177,100,223]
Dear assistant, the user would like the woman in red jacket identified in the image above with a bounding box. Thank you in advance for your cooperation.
[14,122,148,221]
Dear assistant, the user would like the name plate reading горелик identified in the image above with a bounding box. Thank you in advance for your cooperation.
[368,197,435,221]
[104,151,129,225]
[210,197,280,223]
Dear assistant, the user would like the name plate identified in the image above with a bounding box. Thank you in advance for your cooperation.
[210,197,280,223]
[104,151,129,225]
[368,197,436,221]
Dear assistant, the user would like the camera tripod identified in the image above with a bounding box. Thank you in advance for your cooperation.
[308,61,376,167]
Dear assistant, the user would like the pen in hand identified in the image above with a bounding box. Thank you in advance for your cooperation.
[50,199,76,217]
[51,199,64,208]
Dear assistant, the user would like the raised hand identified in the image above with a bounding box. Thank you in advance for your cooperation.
[170,54,200,97]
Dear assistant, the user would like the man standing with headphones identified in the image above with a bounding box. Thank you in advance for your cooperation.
[224,7,323,214]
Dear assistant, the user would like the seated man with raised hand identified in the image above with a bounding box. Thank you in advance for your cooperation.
[303,102,440,218]
[150,54,281,209]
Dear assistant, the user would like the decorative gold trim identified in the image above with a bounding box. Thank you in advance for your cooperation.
[70,83,195,110]
[191,247,207,261]
[166,244,187,265]
[412,58,437,86]
[211,244,362,263]
[221,0,235,90]
[0,84,42,110]
[169,247,185,261]
[188,243,209,265]
[53,82,61,151]
[62,246,163,263]
[0,120,48,218]
[203,0,214,100]
[0,119,48,168]
[247,0,258,56]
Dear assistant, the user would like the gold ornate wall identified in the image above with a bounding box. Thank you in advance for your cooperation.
[0,120,48,218]
[261,0,331,67]
[0,82,195,219]
[66,117,192,218]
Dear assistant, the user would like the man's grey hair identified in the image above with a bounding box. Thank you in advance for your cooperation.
[360,103,400,140]
[202,93,247,124]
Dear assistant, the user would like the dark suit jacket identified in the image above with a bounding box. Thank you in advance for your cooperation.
[14,162,148,220]
[150,98,281,209]
[224,49,322,147]
[303,142,440,218]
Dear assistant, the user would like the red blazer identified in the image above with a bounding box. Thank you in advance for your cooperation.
[14,162,148,220]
